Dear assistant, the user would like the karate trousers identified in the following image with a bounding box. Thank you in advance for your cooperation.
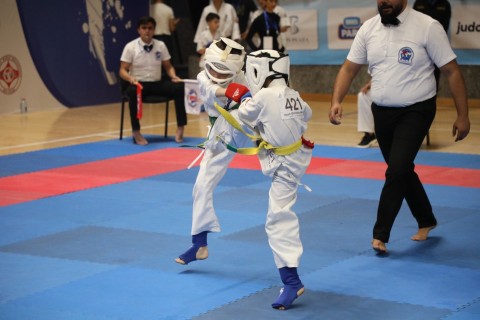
[191,110,250,235]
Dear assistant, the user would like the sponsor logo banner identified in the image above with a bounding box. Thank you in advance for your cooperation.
[451,4,480,49]
[327,7,377,50]
[285,10,319,50]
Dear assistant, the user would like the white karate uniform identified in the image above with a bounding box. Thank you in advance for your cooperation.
[238,80,312,268]
[191,71,251,235]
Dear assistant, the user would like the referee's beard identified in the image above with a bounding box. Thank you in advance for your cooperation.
[378,2,402,26]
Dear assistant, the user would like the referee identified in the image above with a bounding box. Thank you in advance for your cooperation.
[329,0,470,253]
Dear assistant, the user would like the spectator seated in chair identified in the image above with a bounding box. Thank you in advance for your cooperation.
[119,16,187,145]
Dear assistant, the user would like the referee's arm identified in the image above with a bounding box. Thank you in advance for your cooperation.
[440,59,470,141]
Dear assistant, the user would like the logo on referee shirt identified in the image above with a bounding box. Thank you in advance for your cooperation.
[398,47,414,65]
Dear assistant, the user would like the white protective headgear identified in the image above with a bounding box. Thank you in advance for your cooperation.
[204,37,246,86]
[245,50,290,96]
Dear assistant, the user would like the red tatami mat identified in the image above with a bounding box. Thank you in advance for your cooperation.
[231,155,480,188]
[0,148,198,207]
[1,148,479,207]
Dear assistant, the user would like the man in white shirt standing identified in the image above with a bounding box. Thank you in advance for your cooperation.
[329,0,470,253]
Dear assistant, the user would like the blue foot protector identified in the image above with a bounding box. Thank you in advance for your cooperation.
[176,231,208,265]
[271,285,305,310]
[177,245,202,265]
[272,267,304,310]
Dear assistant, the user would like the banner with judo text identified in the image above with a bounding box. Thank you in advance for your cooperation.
[282,0,479,65]
[183,79,203,115]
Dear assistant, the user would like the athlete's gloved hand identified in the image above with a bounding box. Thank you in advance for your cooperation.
[225,83,251,103]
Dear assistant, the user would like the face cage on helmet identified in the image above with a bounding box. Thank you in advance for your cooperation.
[203,38,245,85]
[204,61,236,85]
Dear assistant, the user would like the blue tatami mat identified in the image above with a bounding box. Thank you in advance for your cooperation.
[194,287,451,320]
[302,255,480,310]
[4,266,267,320]
[1,140,479,319]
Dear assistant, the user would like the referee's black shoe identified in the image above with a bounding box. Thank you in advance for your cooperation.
[357,133,376,148]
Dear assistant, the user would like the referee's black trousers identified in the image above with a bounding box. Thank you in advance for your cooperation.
[371,97,438,243]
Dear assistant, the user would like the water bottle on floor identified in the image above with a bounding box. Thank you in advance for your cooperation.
[20,98,28,113]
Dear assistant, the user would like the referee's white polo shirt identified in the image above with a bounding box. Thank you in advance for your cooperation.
[347,6,456,107]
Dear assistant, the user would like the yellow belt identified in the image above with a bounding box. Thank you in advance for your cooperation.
[214,102,302,156]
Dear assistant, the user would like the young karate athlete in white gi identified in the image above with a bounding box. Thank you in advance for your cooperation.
[175,38,252,265]
[225,50,314,310]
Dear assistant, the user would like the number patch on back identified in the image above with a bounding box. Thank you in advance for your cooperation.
[285,97,303,111]
[282,92,305,120]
